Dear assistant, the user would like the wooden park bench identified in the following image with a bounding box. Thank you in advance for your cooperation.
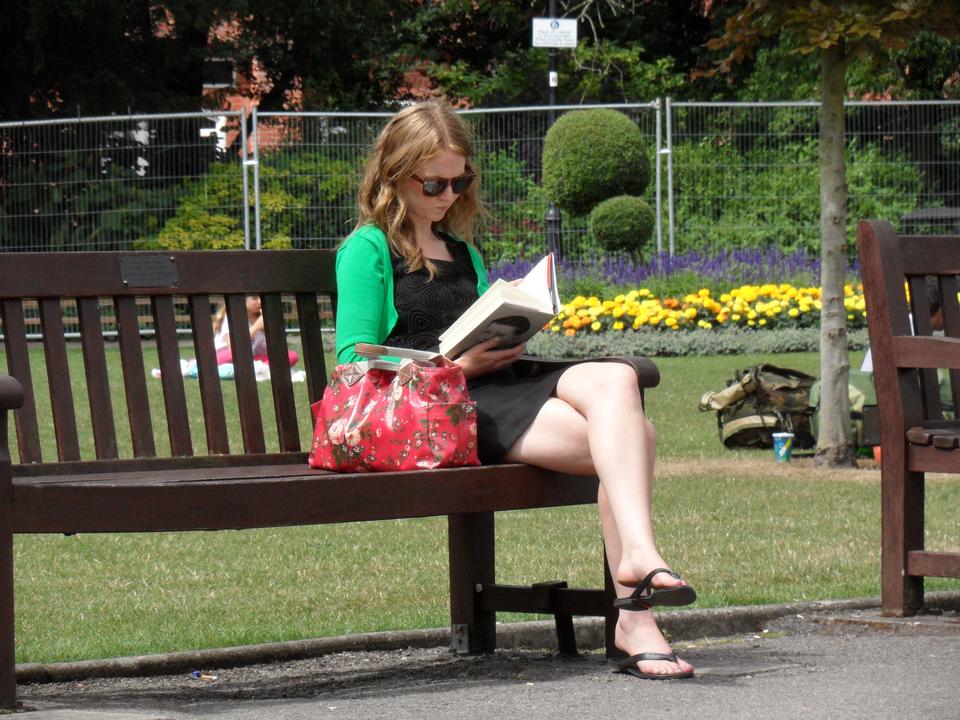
[857,219,960,616]
[0,249,660,710]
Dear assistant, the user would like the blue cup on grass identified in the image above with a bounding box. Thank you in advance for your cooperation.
[772,432,795,462]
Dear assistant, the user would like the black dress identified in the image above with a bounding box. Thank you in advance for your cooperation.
[384,240,567,463]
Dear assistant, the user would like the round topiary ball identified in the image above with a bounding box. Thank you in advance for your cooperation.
[542,109,650,216]
[589,195,656,258]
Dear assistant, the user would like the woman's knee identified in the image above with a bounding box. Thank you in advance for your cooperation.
[587,362,642,406]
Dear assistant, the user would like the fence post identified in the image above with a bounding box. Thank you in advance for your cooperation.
[665,96,675,257]
[240,108,252,250]
[655,98,663,257]
[251,107,262,250]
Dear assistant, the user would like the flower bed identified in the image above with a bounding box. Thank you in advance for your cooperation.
[547,283,867,336]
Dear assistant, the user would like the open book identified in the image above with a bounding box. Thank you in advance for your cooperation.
[439,254,561,358]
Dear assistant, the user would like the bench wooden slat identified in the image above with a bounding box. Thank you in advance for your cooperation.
[899,238,960,275]
[225,293,266,454]
[0,251,337,297]
[261,293,300,452]
[114,296,156,458]
[39,298,80,462]
[12,452,308,478]
[891,335,960,369]
[11,466,599,534]
[295,292,328,406]
[77,298,119,460]
[152,296,193,457]
[17,462,317,486]
[0,300,42,463]
[188,295,230,455]
[908,550,960,578]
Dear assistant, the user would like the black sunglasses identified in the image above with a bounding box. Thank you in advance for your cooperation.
[411,171,475,197]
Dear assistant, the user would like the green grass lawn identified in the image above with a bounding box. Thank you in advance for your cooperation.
[3,344,959,663]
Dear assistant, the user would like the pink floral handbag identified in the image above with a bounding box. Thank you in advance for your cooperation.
[308,344,480,472]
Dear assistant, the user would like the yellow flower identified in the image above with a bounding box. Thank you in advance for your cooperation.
[591,321,602,332]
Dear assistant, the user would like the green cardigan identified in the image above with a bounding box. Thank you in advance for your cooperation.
[335,224,490,363]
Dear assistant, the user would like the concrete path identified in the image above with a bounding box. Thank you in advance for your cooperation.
[15,600,960,720]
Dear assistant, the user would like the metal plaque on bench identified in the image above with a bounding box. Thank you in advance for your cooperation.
[120,255,179,288]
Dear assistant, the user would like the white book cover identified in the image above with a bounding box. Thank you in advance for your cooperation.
[438,253,560,358]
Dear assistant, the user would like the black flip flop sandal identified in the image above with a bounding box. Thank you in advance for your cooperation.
[613,567,697,610]
[613,651,694,680]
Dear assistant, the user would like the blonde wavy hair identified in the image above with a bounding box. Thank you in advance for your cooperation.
[354,101,484,277]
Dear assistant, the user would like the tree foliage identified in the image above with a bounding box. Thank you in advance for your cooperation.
[707,0,960,467]
[0,1,219,119]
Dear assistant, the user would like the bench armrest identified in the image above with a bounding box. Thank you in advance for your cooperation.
[891,335,960,371]
[0,375,23,412]
[0,374,23,467]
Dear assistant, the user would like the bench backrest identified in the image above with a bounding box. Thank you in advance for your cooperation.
[0,250,336,472]
[857,220,960,434]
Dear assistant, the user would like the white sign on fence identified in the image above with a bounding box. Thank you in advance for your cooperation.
[532,17,578,48]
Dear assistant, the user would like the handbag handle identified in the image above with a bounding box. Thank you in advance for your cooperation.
[355,343,443,365]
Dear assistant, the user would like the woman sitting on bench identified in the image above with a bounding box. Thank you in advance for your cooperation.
[335,101,697,681]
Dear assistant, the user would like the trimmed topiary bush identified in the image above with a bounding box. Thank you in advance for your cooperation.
[589,195,655,259]
[542,109,650,216]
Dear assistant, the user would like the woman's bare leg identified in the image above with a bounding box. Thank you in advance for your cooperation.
[509,362,684,589]
[505,383,692,675]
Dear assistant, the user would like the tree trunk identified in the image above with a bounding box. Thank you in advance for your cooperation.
[815,45,856,467]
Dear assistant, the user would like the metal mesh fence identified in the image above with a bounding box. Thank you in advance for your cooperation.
[0,112,247,252]
[253,104,661,260]
[667,100,960,258]
[4,102,960,263]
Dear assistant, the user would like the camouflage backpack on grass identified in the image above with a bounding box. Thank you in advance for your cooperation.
[698,364,816,449]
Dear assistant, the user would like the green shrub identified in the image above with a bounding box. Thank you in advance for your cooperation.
[526,327,870,358]
[671,137,924,257]
[589,195,655,260]
[542,109,650,216]
[146,208,245,250]
[138,152,358,251]
[475,144,549,261]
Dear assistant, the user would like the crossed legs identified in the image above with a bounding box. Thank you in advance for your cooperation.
[504,361,693,677]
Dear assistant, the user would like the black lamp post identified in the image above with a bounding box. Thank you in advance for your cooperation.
[544,0,563,260]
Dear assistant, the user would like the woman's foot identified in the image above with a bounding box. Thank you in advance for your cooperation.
[614,610,694,679]
[616,550,688,592]
[613,567,697,610]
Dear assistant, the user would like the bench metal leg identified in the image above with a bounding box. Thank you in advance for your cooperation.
[881,462,925,616]
[0,468,15,708]
[448,512,496,654]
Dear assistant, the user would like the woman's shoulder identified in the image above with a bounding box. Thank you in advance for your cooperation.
[341,224,388,251]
